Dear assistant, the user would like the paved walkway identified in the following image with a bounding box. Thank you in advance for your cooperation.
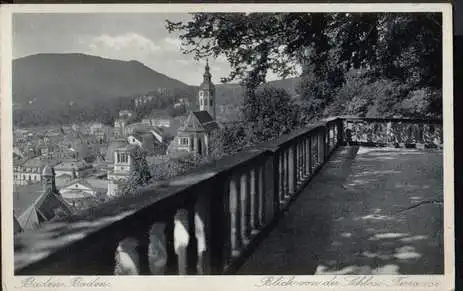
[237,146,444,275]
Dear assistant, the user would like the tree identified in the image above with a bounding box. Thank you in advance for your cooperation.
[166,13,331,94]
[166,12,442,118]
[119,146,152,195]
[242,87,303,144]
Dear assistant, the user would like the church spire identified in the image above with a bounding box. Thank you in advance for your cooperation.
[203,59,211,81]
[198,59,216,120]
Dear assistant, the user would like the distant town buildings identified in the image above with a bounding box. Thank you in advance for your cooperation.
[13,62,223,233]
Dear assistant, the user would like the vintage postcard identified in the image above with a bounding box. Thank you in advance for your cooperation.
[0,3,454,291]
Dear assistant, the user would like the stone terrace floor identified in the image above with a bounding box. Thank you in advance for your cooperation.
[237,146,444,275]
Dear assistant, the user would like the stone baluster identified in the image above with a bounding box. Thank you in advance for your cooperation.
[250,168,259,235]
[303,137,308,178]
[297,141,302,184]
[334,124,337,146]
[229,176,242,257]
[194,196,209,275]
[163,214,178,274]
[114,237,140,275]
[301,139,305,179]
[288,145,296,195]
[148,223,168,275]
[319,131,325,164]
[283,149,289,198]
[174,209,190,275]
[301,138,306,179]
[308,136,312,174]
[312,132,320,170]
[257,165,265,227]
[240,172,251,245]
[278,151,284,203]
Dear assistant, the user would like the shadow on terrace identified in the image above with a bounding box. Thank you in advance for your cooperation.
[13,117,444,276]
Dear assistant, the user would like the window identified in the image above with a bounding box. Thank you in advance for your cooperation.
[117,152,129,164]
[199,91,204,98]
[179,137,189,145]
[210,99,213,106]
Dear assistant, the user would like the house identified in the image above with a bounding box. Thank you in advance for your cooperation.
[167,111,219,158]
[37,139,61,160]
[55,173,74,188]
[54,159,94,179]
[174,97,191,109]
[134,95,154,107]
[14,157,60,185]
[126,122,151,135]
[90,122,111,143]
[57,133,100,162]
[114,110,135,137]
[59,178,107,210]
[17,166,75,231]
[127,129,168,156]
[105,138,131,169]
[141,112,172,128]
[107,142,138,197]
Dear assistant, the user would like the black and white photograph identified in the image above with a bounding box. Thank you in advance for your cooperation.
[1,3,454,290]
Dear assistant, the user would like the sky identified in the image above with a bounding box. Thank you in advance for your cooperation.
[13,13,237,86]
[13,10,459,86]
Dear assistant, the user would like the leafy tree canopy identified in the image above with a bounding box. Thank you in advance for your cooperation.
[166,12,442,92]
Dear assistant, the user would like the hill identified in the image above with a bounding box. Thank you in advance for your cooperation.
[13,53,189,109]
[12,53,303,126]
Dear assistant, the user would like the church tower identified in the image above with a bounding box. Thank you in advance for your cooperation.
[198,59,216,119]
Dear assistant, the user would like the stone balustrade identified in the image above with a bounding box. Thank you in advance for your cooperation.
[13,117,442,276]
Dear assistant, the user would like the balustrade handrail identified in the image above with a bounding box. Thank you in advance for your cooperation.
[13,116,442,275]
[14,148,270,272]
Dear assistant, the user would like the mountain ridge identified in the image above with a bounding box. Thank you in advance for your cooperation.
[13,52,301,108]
[13,53,190,108]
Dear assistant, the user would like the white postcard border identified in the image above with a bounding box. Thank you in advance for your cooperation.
[1,3,454,291]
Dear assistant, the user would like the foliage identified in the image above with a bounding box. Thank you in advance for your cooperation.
[166,12,442,119]
[13,87,194,128]
[398,88,442,118]
[118,146,152,196]
[242,87,304,144]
